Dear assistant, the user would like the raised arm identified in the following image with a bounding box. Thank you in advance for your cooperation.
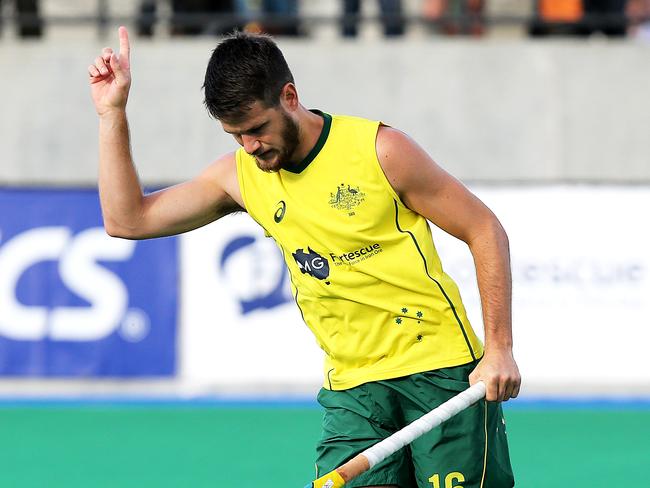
[88,27,242,240]
[376,126,520,402]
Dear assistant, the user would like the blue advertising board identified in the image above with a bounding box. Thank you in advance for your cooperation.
[0,188,177,376]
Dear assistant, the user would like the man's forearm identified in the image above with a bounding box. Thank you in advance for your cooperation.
[98,109,144,236]
[466,215,521,401]
[468,218,513,353]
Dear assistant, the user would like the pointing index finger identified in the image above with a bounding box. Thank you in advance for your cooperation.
[118,26,130,67]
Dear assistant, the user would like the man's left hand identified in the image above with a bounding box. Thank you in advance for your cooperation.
[468,349,521,402]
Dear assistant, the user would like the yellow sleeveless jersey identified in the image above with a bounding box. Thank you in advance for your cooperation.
[236,111,483,390]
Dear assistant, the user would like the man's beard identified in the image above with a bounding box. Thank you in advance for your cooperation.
[255,112,300,173]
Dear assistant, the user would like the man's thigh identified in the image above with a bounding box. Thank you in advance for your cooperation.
[393,365,515,488]
[315,386,416,488]
[407,400,514,487]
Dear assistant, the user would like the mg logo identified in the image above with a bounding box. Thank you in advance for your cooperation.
[292,247,330,281]
[0,226,138,341]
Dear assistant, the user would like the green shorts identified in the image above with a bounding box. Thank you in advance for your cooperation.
[315,361,514,488]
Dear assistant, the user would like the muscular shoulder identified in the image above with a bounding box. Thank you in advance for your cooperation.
[375,125,494,244]
[203,151,236,181]
[200,151,245,212]
[375,125,440,200]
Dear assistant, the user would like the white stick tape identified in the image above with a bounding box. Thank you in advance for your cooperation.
[362,381,487,468]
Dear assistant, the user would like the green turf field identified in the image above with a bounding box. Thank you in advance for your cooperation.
[0,405,647,487]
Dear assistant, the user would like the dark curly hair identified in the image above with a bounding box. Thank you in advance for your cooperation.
[203,32,294,121]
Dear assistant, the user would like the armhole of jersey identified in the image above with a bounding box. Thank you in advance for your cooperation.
[370,121,410,211]
[235,149,257,223]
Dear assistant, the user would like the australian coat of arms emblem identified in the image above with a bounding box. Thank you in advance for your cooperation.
[329,183,366,214]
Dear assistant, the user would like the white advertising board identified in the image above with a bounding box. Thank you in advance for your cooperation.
[181,186,650,394]
[180,214,323,391]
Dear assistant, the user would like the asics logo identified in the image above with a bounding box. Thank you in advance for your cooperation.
[274,200,286,223]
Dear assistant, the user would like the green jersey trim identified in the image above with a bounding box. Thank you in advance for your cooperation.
[282,110,332,174]
[393,200,477,361]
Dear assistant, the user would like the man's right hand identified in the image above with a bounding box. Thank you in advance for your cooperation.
[88,26,132,116]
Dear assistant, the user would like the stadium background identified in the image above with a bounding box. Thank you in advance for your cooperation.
[0,0,649,486]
